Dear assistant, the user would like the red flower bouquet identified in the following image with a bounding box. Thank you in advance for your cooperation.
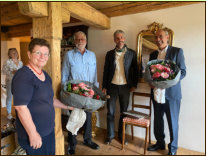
[60,80,106,112]
[144,59,181,89]
[66,82,101,100]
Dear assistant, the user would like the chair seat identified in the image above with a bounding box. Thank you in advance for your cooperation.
[123,116,150,127]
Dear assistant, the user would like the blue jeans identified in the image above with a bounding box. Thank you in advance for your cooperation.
[6,79,12,114]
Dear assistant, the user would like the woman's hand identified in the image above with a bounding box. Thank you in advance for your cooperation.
[15,105,42,150]
[68,106,74,110]
[53,98,74,110]
[29,131,42,149]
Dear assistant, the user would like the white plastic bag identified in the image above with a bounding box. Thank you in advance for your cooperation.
[66,108,86,135]
[153,88,165,104]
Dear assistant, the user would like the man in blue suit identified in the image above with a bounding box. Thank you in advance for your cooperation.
[147,29,186,155]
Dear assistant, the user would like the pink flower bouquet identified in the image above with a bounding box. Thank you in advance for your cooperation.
[144,59,181,89]
[60,80,106,112]
[67,82,101,100]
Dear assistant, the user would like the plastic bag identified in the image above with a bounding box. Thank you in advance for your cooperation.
[66,108,86,135]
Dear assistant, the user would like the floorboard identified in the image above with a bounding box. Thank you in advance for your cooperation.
[63,128,204,155]
[1,107,204,155]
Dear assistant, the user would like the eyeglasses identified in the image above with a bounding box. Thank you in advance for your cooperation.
[32,51,50,57]
[75,38,86,41]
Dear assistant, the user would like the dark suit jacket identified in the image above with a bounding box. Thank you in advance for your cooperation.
[102,46,138,89]
[150,45,186,100]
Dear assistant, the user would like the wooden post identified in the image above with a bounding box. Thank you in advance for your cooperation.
[32,2,64,155]
[91,111,97,137]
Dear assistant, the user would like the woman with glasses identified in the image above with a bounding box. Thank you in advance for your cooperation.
[12,38,74,155]
[2,48,23,120]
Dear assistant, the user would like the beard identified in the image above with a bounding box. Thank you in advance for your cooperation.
[116,42,125,49]
[76,44,86,50]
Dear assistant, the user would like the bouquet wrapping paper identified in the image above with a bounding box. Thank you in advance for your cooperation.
[60,80,106,113]
[144,59,181,103]
[144,59,181,89]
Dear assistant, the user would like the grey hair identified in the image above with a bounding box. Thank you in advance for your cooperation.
[158,28,169,36]
[113,30,125,38]
[73,31,87,40]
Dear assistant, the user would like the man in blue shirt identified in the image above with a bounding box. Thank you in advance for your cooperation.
[61,31,99,155]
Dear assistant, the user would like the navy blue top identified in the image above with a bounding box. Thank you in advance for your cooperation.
[12,66,55,139]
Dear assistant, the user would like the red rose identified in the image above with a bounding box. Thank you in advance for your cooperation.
[72,84,77,88]
[96,95,100,100]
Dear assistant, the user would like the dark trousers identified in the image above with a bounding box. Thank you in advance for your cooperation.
[153,98,181,153]
[19,129,55,155]
[106,84,130,139]
[67,111,92,150]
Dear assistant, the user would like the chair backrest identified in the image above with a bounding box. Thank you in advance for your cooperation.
[132,92,152,117]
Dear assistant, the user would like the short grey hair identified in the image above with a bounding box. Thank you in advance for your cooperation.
[113,30,125,38]
[157,28,169,36]
[73,31,87,40]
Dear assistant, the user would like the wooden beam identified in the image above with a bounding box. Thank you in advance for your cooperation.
[61,7,70,23]
[62,2,110,29]
[18,2,48,17]
[32,2,64,154]
[6,23,32,38]
[17,2,70,23]
[1,3,32,26]
[99,2,200,17]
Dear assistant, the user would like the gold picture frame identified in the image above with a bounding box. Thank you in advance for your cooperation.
[137,22,174,82]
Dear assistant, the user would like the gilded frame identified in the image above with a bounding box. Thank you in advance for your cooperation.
[137,22,174,82]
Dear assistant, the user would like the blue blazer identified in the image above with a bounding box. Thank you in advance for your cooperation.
[149,45,186,100]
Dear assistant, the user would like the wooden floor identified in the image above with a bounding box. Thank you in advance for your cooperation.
[1,107,204,155]
[63,128,204,155]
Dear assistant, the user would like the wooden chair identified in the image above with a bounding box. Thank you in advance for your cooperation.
[122,92,152,155]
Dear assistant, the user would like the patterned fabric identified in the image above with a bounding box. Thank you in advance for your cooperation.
[123,116,150,127]
[2,59,23,81]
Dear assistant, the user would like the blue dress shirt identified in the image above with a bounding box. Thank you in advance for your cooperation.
[61,48,98,87]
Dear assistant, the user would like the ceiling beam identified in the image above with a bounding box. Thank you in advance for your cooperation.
[62,2,110,29]
[18,2,48,17]
[99,2,200,17]
[1,3,32,26]
[6,23,32,38]
[18,2,72,24]
[62,7,70,24]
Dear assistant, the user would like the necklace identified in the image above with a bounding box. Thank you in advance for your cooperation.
[28,63,42,75]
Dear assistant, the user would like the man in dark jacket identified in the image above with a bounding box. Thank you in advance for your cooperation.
[102,30,138,145]
[147,29,186,155]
